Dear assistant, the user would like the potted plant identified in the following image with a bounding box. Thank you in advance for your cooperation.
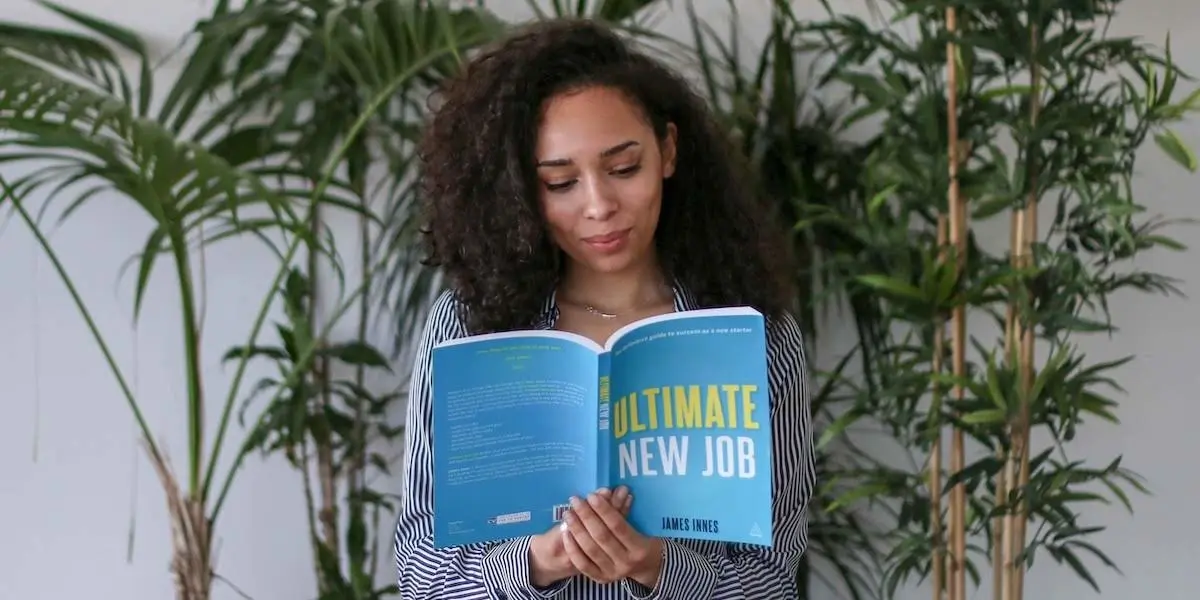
[801,1,1198,599]
[0,1,501,597]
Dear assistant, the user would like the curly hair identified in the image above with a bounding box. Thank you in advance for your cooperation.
[418,18,795,334]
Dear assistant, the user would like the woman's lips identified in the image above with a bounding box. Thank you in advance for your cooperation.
[583,228,631,254]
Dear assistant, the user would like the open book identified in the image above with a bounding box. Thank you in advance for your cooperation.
[430,307,773,549]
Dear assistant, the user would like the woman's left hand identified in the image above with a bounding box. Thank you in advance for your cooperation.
[561,487,664,587]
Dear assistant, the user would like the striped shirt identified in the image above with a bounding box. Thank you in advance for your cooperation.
[394,283,816,599]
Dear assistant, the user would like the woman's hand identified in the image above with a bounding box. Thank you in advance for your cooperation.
[529,487,632,587]
[561,488,664,587]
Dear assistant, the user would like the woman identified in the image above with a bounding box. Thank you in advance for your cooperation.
[394,17,815,600]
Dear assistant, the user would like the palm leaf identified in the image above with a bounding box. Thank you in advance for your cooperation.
[200,0,516,514]
[1,2,504,597]
[0,53,303,312]
[0,0,339,525]
[280,0,511,357]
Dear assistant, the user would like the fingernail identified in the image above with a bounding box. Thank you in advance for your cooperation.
[597,487,610,494]
[560,520,568,532]
[569,496,581,507]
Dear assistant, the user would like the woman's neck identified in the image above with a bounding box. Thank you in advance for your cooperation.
[558,259,672,315]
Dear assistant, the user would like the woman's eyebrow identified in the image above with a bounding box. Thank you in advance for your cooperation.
[536,140,640,167]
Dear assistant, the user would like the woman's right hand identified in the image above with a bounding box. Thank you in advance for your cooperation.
[529,486,631,587]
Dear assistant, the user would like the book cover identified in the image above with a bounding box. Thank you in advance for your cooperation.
[430,307,772,549]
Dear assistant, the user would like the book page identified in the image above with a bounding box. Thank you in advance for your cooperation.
[604,308,774,546]
[603,305,761,351]
[431,332,601,548]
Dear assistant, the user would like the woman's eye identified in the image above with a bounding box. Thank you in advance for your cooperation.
[544,180,576,192]
[543,165,638,192]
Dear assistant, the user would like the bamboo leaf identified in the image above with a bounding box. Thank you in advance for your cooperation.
[855,274,925,301]
[960,408,1007,425]
[816,408,865,451]
[826,481,890,512]
[1154,129,1197,171]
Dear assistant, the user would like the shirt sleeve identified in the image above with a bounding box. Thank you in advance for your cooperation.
[394,291,571,600]
[622,311,816,600]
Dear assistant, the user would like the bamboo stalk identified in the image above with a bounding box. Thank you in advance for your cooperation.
[931,216,949,600]
[1011,24,1041,600]
[1000,195,1028,600]
[995,208,1019,600]
[1000,22,1041,600]
[999,352,1019,600]
[944,7,969,600]
[1001,204,1032,600]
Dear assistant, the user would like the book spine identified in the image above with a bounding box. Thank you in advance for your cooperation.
[596,351,612,490]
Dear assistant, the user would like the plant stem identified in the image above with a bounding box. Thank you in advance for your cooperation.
[1010,23,1042,600]
[308,197,340,567]
[353,158,373,580]
[0,175,163,467]
[944,7,969,600]
[1001,17,1041,600]
[930,216,948,600]
[994,207,1019,600]
[297,439,323,594]
[165,226,206,495]
[147,441,212,600]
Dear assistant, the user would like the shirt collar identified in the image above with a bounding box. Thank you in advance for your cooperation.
[534,279,698,330]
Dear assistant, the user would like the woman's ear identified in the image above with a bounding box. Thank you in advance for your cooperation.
[662,123,678,178]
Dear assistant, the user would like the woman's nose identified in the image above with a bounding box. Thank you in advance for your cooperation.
[582,178,619,220]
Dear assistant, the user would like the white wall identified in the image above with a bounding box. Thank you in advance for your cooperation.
[1,1,1198,599]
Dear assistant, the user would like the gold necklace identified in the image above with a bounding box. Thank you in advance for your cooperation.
[561,281,672,320]
[583,304,619,319]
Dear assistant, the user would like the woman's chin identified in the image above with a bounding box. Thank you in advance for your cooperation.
[586,251,659,276]
[565,237,655,275]
[580,255,631,274]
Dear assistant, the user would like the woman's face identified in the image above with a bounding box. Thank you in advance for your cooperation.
[535,85,676,276]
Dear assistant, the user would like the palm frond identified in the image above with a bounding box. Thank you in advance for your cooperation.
[0,54,304,311]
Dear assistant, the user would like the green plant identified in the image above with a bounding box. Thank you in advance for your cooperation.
[680,2,889,598]
[0,2,313,597]
[800,1,1199,599]
[186,2,507,596]
[0,0,500,597]
[227,268,402,599]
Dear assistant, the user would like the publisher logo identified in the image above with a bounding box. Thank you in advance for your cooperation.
[487,511,532,526]
[749,523,763,538]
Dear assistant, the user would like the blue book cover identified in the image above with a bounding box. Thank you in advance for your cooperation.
[430,307,773,549]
